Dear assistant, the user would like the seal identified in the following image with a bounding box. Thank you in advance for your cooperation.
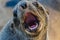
[0,0,49,40]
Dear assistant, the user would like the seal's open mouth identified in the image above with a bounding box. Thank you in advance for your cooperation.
[24,12,39,32]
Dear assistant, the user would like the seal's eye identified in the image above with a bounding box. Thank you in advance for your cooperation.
[24,12,39,32]
[20,2,27,9]
[32,2,38,7]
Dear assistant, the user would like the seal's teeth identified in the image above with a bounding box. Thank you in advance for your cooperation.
[29,23,38,30]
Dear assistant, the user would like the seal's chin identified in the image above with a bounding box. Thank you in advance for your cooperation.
[24,12,39,32]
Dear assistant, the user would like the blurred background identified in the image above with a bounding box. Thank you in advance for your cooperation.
[0,0,13,30]
[0,0,60,40]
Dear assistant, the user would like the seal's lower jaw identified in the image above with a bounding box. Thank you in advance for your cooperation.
[23,12,40,36]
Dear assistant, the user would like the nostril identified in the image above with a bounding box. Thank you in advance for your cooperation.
[20,2,27,9]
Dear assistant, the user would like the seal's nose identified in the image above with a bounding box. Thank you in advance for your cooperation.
[20,2,27,9]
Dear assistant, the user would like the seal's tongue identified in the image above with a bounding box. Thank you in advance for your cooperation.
[24,12,38,30]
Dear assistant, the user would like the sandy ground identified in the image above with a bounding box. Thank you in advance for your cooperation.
[48,7,60,40]
[0,0,13,30]
[0,0,60,40]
